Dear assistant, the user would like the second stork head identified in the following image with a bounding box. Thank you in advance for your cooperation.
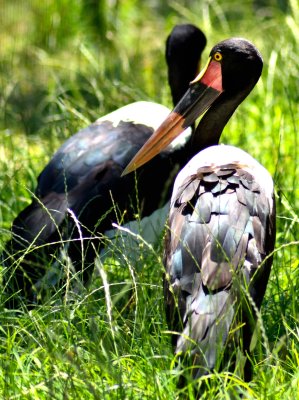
[122,38,263,175]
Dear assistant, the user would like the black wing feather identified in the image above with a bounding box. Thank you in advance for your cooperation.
[5,119,184,303]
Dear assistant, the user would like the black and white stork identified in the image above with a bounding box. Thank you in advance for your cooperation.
[3,24,206,305]
[123,38,276,380]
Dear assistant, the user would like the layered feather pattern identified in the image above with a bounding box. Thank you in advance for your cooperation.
[164,145,275,377]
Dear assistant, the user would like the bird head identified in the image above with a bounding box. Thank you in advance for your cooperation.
[122,38,263,176]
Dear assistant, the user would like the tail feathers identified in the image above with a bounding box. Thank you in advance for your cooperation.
[2,193,69,307]
[176,286,234,377]
[11,193,68,251]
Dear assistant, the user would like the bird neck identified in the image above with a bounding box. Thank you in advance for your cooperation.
[188,88,252,158]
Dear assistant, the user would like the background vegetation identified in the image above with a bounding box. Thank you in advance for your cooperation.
[0,0,298,398]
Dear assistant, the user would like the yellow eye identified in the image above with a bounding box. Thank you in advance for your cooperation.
[213,52,222,62]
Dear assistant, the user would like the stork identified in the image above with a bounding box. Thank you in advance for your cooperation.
[123,37,276,381]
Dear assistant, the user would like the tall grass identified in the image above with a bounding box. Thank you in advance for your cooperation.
[0,0,298,398]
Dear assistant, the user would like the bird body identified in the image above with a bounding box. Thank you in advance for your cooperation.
[164,144,275,377]
[16,101,179,246]
[8,101,190,297]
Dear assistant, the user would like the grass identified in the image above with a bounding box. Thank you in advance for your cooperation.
[0,0,299,398]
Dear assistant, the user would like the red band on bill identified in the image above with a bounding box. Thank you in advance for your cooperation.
[201,60,223,92]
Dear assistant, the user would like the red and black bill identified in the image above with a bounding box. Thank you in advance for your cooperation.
[122,58,224,176]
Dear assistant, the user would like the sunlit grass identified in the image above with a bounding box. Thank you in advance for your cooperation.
[0,0,298,398]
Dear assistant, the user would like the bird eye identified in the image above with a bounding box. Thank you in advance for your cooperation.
[213,52,222,62]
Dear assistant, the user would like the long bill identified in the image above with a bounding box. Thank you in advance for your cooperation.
[122,57,224,176]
